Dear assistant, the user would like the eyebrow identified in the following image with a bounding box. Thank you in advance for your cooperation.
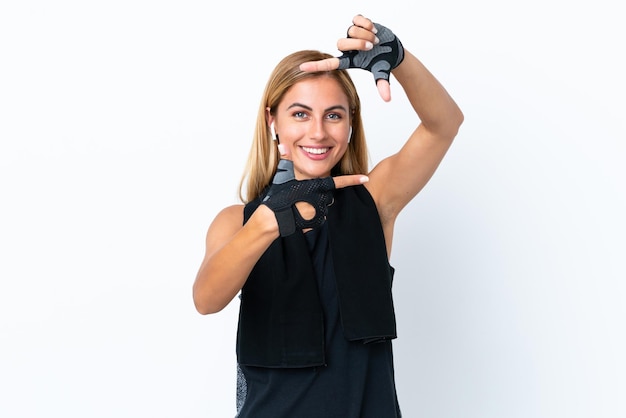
[286,102,348,113]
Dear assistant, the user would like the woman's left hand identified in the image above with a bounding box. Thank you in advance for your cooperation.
[299,14,404,102]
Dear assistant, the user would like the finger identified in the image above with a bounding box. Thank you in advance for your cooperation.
[345,26,378,44]
[376,79,392,102]
[336,38,374,52]
[352,14,375,31]
[277,145,289,159]
[332,174,369,189]
[299,57,341,73]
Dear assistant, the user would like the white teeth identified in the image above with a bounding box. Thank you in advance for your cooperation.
[302,146,329,155]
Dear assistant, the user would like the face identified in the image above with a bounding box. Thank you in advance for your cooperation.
[269,77,351,180]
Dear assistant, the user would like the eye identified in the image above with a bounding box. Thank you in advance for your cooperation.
[326,112,343,121]
[292,111,308,119]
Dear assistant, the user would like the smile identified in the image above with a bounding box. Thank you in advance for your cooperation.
[301,146,330,155]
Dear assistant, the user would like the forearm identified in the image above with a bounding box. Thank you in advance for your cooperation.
[193,206,279,314]
[393,49,464,138]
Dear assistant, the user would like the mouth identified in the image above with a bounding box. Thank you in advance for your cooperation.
[300,146,330,155]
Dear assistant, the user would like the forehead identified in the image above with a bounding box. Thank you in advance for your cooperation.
[279,77,349,110]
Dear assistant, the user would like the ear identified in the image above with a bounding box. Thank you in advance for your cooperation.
[265,107,274,125]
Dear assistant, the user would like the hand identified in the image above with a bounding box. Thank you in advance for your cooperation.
[299,15,404,102]
[262,145,369,236]
[262,159,334,237]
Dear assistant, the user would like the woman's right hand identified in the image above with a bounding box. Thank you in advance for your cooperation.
[262,146,368,236]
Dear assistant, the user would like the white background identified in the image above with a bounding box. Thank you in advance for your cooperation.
[1,1,624,417]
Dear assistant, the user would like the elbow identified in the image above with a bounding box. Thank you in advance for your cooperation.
[456,107,465,131]
[193,300,212,315]
[427,105,464,142]
[450,106,464,135]
[193,299,226,315]
[192,287,229,315]
[443,107,464,141]
[456,107,465,129]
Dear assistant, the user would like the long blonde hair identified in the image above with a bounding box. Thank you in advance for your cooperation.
[238,50,369,203]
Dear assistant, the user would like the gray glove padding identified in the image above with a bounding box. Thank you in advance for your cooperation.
[262,159,335,237]
[337,22,404,84]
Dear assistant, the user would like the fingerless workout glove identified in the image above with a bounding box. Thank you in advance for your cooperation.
[262,159,335,237]
[337,22,404,84]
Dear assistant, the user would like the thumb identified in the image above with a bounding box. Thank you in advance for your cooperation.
[376,79,392,102]
[332,174,370,189]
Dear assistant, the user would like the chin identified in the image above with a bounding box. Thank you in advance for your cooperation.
[297,167,332,180]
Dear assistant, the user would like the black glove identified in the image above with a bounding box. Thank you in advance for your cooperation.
[262,159,335,237]
[337,22,404,84]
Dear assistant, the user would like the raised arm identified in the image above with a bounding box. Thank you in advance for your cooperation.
[301,14,464,252]
[367,47,464,227]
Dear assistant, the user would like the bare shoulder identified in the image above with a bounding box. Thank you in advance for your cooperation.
[214,204,245,226]
[204,204,245,249]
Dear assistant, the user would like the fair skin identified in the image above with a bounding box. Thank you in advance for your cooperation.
[267,76,353,181]
[193,14,463,315]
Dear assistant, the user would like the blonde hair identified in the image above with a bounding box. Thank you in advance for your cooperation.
[238,50,369,203]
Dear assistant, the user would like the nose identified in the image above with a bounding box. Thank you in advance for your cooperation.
[308,118,326,141]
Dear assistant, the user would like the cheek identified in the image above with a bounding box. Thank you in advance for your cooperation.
[281,125,305,143]
[335,126,352,145]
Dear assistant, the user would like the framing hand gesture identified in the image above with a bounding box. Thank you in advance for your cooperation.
[300,15,404,102]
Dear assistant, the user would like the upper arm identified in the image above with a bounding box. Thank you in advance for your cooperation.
[366,124,456,226]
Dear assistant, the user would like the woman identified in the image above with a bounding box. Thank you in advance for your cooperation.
[193,14,463,417]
